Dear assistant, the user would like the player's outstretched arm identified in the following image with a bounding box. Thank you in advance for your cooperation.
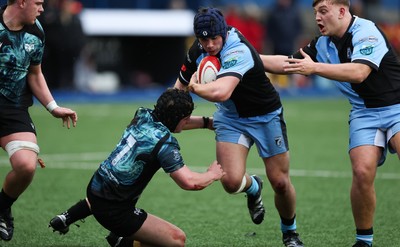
[260,54,293,74]
[170,161,225,191]
[183,116,214,130]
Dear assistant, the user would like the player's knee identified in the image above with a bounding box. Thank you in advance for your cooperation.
[13,160,36,179]
[270,177,290,195]
[6,141,39,176]
[223,176,247,194]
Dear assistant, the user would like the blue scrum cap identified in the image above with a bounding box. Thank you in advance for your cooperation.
[193,7,227,41]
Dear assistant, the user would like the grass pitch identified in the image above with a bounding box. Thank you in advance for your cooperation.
[0,98,399,247]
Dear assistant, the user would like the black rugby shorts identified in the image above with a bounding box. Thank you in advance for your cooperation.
[0,107,36,137]
[87,188,148,237]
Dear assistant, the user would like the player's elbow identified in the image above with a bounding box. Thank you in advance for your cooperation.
[177,175,207,190]
[349,72,368,84]
[179,181,206,191]
[350,64,372,83]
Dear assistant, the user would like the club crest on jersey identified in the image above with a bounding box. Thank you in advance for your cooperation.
[172,149,180,161]
[347,47,352,59]
[275,137,283,147]
[360,45,373,55]
[24,43,35,52]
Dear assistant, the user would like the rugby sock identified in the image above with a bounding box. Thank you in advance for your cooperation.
[245,176,259,196]
[281,215,297,233]
[0,189,17,211]
[356,228,373,246]
[64,199,92,224]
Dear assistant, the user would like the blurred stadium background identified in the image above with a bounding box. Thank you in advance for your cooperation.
[1,0,399,101]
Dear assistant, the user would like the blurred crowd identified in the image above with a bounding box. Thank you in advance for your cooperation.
[1,0,396,92]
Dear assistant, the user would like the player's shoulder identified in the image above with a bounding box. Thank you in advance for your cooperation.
[222,30,251,57]
[23,19,45,42]
[349,16,378,35]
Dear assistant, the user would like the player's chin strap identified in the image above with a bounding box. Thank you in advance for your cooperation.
[5,140,46,168]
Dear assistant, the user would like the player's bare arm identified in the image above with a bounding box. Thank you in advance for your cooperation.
[260,54,291,74]
[188,74,239,102]
[284,48,372,83]
[170,161,225,190]
[27,65,78,128]
[183,116,214,130]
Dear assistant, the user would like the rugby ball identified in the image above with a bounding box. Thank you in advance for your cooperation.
[197,56,221,84]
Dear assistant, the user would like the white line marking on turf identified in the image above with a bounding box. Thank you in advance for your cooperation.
[0,152,399,180]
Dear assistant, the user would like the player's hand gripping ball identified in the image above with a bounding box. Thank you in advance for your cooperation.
[197,56,221,84]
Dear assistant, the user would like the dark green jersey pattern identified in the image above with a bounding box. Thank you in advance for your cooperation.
[89,108,185,203]
[0,7,45,108]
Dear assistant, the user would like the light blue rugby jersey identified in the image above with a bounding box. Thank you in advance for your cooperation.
[298,16,400,110]
[179,27,281,117]
[0,6,45,108]
[90,108,185,202]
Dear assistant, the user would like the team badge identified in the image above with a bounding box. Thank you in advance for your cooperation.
[275,137,283,147]
[172,149,180,161]
[24,43,34,52]
[347,47,352,59]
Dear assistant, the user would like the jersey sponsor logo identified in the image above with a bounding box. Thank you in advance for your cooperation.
[357,36,378,45]
[360,45,374,55]
[24,43,35,52]
[222,57,237,69]
[368,36,378,43]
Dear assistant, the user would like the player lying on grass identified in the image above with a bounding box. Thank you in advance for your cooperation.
[49,88,224,247]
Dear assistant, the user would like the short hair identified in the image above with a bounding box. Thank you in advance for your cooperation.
[152,88,194,132]
[312,0,350,7]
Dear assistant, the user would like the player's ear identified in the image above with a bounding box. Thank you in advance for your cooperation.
[19,0,26,8]
[338,6,347,18]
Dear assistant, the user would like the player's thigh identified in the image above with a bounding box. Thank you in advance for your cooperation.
[389,132,400,159]
[1,132,38,171]
[349,145,380,183]
[263,152,291,187]
[216,141,248,180]
[133,213,185,246]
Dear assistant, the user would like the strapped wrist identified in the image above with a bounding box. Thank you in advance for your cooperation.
[46,100,59,112]
[202,116,210,128]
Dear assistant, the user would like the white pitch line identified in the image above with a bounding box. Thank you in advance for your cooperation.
[0,152,399,180]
